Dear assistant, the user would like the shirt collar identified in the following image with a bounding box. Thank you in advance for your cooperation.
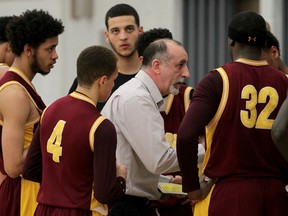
[235,58,268,66]
[135,70,163,109]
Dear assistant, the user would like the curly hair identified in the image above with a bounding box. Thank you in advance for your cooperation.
[137,28,173,57]
[0,16,14,43]
[6,9,64,56]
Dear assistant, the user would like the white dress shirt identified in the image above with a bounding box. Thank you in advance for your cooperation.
[101,70,179,200]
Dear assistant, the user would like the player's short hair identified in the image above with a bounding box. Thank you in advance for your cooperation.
[228,11,267,47]
[105,3,140,29]
[264,31,280,54]
[6,9,64,56]
[137,28,173,57]
[77,46,117,86]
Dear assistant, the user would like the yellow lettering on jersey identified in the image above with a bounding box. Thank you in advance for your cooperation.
[240,85,278,129]
[47,120,66,163]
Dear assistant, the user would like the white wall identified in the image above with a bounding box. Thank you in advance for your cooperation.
[0,0,183,105]
[0,0,282,105]
[259,0,284,53]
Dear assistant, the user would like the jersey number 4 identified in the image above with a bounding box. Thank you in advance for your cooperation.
[240,85,278,129]
[47,120,66,163]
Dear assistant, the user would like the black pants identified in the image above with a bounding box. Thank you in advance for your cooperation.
[109,195,148,216]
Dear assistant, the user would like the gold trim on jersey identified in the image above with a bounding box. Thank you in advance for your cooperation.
[235,58,268,66]
[25,116,41,149]
[89,116,109,215]
[89,116,106,151]
[20,178,40,216]
[40,107,49,124]
[0,117,39,149]
[202,68,229,173]
[161,86,193,114]
[0,81,43,114]
[0,63,9,68]
[90,189,108,216]
[184,86,193,112]
[70,91,96,107]
[9,67,37,90]
[161,94,174,114]
[193,184,215,216]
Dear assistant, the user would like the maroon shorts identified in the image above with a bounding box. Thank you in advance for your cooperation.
[0,176,21,216]
[208,178,288,216]
[35,204,92,216]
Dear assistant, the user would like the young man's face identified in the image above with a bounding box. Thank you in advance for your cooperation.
[105,15,143,58]
[31,37,59,75]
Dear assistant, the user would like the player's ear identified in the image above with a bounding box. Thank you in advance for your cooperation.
[6,43,12,52]
[24,44,34,56]
[139,26,144,34]
[139,56,143,64]
[104,31,110,44]
[228,38,235,47]
[271,46,280,58]
[98,75,107,87]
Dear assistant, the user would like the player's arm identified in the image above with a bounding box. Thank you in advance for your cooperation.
[22,125,42,182]
[177,70,222,203]
[271,95,288,161]
[0,85,31,178]
[93,119,126,206]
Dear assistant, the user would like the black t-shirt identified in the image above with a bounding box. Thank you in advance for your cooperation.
[68,72,137,111]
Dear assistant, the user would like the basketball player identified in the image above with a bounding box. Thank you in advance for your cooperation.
[177,11,288,216]
[0,9,64,216]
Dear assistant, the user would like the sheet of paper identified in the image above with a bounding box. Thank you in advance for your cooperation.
[158,182,187,195]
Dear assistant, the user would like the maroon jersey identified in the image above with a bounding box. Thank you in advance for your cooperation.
[31,92,125,212]
[161,85,193,150]
[177,58,288,215]
[161,85,193,134]
[0,68,46,216]
[0,69,45,174]
[177,58,288,192]
[204,59,288,181]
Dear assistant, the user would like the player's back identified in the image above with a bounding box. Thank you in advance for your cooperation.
[38,93,102,210]
[204,59,288,182]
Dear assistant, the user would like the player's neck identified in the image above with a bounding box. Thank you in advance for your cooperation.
[233,45,262,61]
[278,61,288,75]
[11,57,36,81]
[75,86,98,105]
[117,54,141,75]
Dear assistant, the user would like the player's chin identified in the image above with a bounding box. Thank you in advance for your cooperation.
[37,70,50,76]
[118,48,135,57]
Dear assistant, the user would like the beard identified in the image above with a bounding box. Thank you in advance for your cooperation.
[169,78,185,95]
[169,85,180,95]
[31,52,49,76]
[109,41,136,58]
